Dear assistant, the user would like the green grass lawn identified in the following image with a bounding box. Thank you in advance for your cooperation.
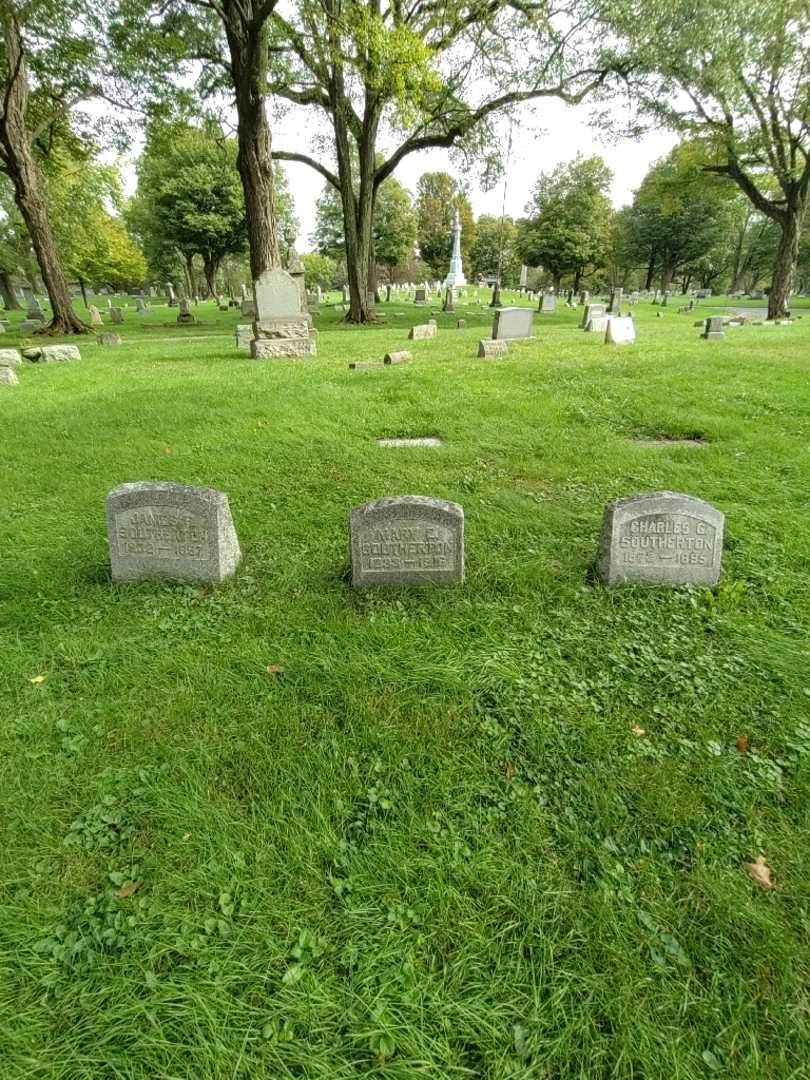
[1,293,809,1078]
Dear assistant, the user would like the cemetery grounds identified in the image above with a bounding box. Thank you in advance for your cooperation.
[1,294,809,1078]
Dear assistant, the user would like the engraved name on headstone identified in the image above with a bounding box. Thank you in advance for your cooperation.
[106,482,241,583]
[596,491,724,587]
[350,495,464,586]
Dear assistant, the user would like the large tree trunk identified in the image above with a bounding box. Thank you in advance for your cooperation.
[768,207,803,320]
[0,271,20,310]
[644,252,656,291]
[226,16,280,279]
[0,21,88,334]
[573,266,582,293]
[660,263,675,305]
[203,257,219,298]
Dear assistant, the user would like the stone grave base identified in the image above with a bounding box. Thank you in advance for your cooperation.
[251,337,317,359]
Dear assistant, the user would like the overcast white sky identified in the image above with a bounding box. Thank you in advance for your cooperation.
[265,96,678,249]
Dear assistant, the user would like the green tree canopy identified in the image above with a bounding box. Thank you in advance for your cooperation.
[469,215,521,285]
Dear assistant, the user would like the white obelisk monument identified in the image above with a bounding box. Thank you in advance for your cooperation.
[444,208,467,288]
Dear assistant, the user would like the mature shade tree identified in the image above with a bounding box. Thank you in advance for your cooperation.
[517,155,613,291]
[470,214,521,285]
[265,0,616,321]
[313,176,417,283]
[608,0,810,318]
[415,173,474,278]
[0,0,100,332]
[130,121,247,296]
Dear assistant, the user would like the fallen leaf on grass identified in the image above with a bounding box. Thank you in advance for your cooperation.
[744,855,775,889]
[115,879,142,899]
[737,735,748,754]
[504,762,516,779]
[631,725,646,737]
[29,673,48,685]
[265,664,284,675]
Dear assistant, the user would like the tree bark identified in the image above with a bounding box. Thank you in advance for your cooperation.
[768,208,803,319]
[0,20,88,334]
[644,251,656,291]
[203,257,220,298]
[0,271,20,309]
[225,12,280,281]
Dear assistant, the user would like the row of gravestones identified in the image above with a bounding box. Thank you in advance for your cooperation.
[106,483,724,590]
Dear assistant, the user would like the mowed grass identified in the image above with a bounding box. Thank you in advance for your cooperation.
[1,292,809,1079]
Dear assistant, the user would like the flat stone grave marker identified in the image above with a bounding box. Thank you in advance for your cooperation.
[0,367,18,385]
[384,350,412,365]
[97,333,122,346]
[596,491,724,587]
[409,323,437,340]
[350,495,464,587]
[349,360,384,370]
[0,348,22,367]
[478,339,509,358]
[106,481,241,583]
[235,324,254,351]
[492,307,533,339]
[605,317,636,344]
[19,319,44,332]
[376,437,442,448]
[703,316,724,340]
[22,345,81,363]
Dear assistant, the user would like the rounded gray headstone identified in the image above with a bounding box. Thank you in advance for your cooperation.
[107,481,241,583]
[596,491,724,587]
[350,495,464,587]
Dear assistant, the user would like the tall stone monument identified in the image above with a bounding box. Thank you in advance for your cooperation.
[250,267,317,359]
[443,208,467,288]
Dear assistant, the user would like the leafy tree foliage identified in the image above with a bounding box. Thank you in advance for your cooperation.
[300,252,337,291]
[415,173,474,278]
[607,0,810,317]
[470,215,521,285]
[517,155,613,291]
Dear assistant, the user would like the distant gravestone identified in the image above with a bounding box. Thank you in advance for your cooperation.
[89,306,103,327]
[0,348,22,367]
[596,492,724,587]
[478,339,509,358]
[384,350,412,365]
[442,287,455,312]
[134,297,148,313]
[97,333,122,346]
[539,293,556,314]
[608,288,623,315]
[414,288,427,304]
[457,318,467,328]
[408,323,437,340]
[703,316,725,340]
[695,288,711,299]
[605,317,636,344]
[585,315,611,334]
[0,366,19,385]
[241,299,256,318]
[580,303,605,329]
[177,298,195,324]
[492,307,533,339]
[110,307,124,324]
[166,283,177,307]
[106,482,241,583]
[350,495,464,587]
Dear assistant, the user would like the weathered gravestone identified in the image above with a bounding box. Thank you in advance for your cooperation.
[586,315,611,334]
[89,306,103,327]
[492,307,533,339]
[608,288,623,315]
[350,495,464,587]
[106,482,241,583]
[478,339,509,358]
[457,318,467,328]
[414,288,427,304]
[166,283,178,307]
[110,307,124,324]
[384,350,412,365]
[605,317,636,344]
[0,367,19,385]
[409,323,437,340]
[0,348,22,367]
[177,298,195,324]
[703,316,725,340]
[19,319,44,332]
[241,298,256,318]
[22,344,81,363]
[596,492,724,587]
[97,333,122,346]
[235,324,254,351]
[580,303,605,329]
[539,293,556,314]
[442,287,455,312]
[134,297,148,313]
[250,268,317,358]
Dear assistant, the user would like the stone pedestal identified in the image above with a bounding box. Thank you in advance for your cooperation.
[249,268,317,359]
